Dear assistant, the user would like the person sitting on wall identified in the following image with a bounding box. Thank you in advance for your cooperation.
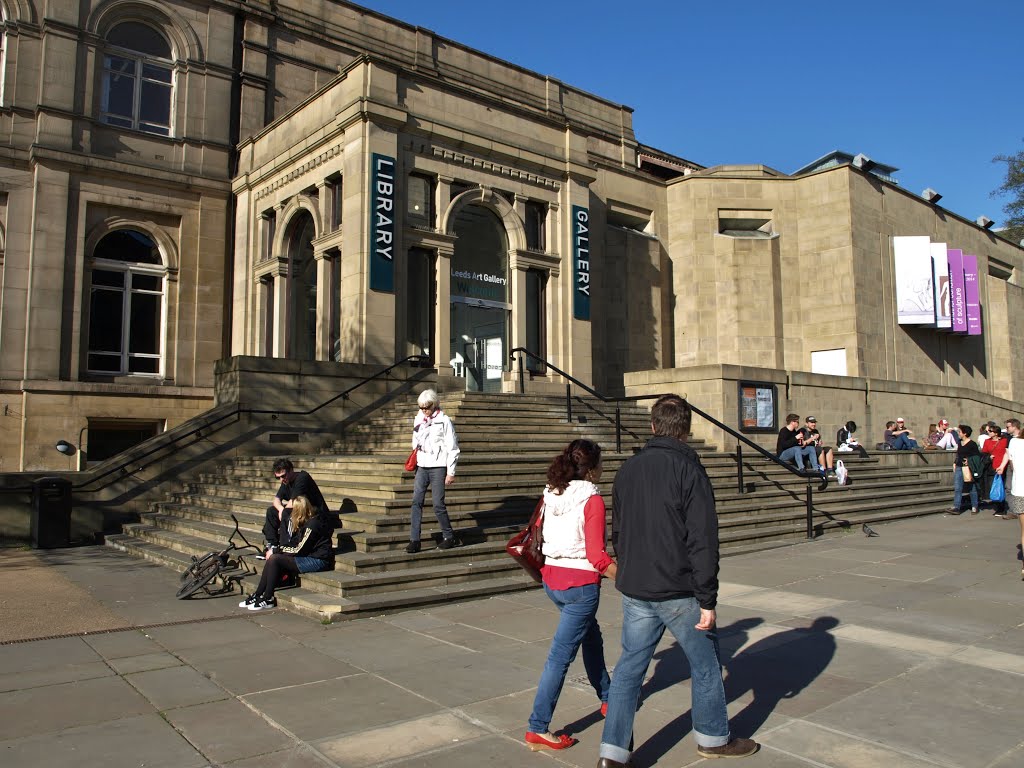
[836,420,868,457]
[777,413,821,476]
[263,458,329,555]
[884,419,919,450]
[928,419,958,450]
[798,416,836,478]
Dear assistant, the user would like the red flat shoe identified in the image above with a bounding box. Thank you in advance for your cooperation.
[525,732,578,751]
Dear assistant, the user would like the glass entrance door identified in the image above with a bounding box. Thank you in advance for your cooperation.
[450,301,508,392]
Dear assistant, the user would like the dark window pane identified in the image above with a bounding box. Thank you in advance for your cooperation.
[89,288,124,352]
[128,356,160,374]
[103,115,133,129]
[140,81,171,126]
[88,354,122,372]
[129,293,160,354]
[142,63,172,84]
[407,175,433,226]
[103,70,135,118]
[108,22,171,59]
[139,124,170,137]
[132,274,161,292]
[91,270,125,288]
[94,230,160,264]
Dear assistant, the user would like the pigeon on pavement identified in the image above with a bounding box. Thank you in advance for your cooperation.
[862,523,880,537]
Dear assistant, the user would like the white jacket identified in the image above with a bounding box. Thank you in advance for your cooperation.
[412,409,460,475]
[540,479,600,572]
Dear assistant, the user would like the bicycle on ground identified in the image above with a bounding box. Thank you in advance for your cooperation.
[176,514,263,599]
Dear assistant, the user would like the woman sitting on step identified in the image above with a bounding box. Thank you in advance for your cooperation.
[240,495,334,611]
[525,439,617,752]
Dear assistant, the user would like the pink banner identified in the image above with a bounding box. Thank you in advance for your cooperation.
[963,254,982,335]
[948,249,967,333]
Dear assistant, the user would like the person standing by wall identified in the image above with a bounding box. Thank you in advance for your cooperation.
[948,425,981,515]
[597,395,758,766]
[997,419,1024,580]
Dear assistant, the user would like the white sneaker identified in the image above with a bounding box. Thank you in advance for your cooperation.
[248,596,277,611]
[238,594,257,608]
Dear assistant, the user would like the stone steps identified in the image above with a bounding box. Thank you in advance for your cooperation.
[107,390,954,621]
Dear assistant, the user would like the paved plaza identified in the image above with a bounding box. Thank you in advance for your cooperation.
[1,512,1022,768]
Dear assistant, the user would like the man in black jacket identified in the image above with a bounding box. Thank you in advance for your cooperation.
[596,395,758,766]
[262,458,328,553]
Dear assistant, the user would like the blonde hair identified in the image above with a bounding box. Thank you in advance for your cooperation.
[290,496,315,529]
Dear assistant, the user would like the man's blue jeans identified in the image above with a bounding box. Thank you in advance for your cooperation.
[778,445,819,471]
[528,582,610,733]
[410,466,453,542]
[892,435,918,450]
[599,595,729,763]
[952,465,979,511]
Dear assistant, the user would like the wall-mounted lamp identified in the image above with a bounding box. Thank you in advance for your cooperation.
[976,216,995,230]
[922,188,943,204]
[55,439,76,456]
[852,153,876,172]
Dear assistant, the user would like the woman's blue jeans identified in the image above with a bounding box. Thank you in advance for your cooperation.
[952,466,979,511]
[528,582,610,733]
[599,595,729,763]
[410,466,453,542]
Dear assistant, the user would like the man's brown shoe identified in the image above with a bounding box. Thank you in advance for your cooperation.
[595,758,632,767]
[697,738,760,759]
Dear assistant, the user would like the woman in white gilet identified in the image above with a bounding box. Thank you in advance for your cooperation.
[525,439,617,752]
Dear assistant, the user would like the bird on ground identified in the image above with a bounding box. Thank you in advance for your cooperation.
[862,523,880,537]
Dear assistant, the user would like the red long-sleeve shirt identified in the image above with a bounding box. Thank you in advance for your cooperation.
[541,495,614,590]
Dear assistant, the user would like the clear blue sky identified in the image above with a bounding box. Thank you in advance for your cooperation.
[361,0,1023,230]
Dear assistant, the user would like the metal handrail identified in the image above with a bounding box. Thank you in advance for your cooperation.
[5,354,431,496]
[509,347,826,538]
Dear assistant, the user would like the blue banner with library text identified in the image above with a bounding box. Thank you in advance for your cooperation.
[370,153,396,292]
[572,205,591,320]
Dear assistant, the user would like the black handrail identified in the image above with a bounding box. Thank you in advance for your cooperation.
[510,347,826,539]
[5,354,431,496]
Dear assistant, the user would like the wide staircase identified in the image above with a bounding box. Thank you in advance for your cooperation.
[106,391,953,621]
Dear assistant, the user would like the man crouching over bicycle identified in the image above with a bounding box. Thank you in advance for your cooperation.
[241,495,335,611]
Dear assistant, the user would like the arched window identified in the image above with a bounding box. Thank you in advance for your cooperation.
[100,21,174,136]
[87,229,166,375]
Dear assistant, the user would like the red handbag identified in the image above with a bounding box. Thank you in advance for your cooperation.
[506,498,545,583]
[404,449,417,472]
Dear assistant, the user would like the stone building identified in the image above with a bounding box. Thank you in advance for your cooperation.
[1,0,1021,471]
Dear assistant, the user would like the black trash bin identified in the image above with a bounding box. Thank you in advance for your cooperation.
[31,477,73,549]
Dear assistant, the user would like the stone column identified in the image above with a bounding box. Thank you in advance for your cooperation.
[434,242,454,378]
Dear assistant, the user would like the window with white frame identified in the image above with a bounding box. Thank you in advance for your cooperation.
[87,229,166,376]
[100,21,174,136]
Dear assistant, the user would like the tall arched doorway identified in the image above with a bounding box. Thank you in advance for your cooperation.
[450,204,509,391]
[286,211,316,360]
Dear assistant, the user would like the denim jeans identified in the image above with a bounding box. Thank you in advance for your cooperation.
[778,445,819,471]
[294,556,329,573]
[892,434,918,450]
[599,595,729,762]
[528,582,609,733]
[410,466,453,542]
[952,465,979,511]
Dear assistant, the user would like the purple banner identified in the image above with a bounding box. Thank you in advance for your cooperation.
[963,254,982,335]
[948,249,967,333]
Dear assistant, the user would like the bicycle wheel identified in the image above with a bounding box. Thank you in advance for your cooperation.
[175,557,221,599]
[179,554,207,582]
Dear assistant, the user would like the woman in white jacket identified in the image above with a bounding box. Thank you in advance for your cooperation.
[406,389,461,553]
[524,439,616,752]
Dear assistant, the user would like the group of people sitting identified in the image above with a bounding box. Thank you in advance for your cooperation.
[775,414,838,479]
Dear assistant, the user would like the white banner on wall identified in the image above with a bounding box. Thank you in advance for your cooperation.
[893,236,935,324]
[930,242,951,329]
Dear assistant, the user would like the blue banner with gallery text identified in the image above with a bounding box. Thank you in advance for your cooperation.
[370,153,396,292]
[572,205,591,320]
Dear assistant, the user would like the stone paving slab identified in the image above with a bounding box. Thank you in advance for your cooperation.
[2,513,1023,767]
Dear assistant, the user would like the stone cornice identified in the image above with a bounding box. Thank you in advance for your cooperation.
[428,146,559,191]
[252,143,344,202]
